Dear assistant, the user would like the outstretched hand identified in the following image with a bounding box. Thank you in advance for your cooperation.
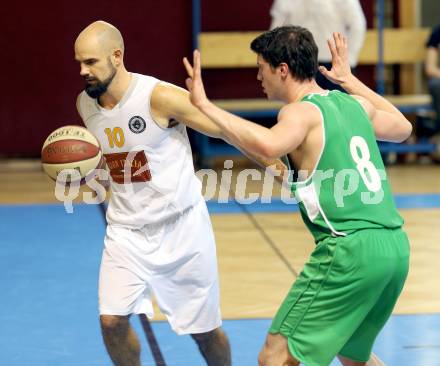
[319,32,352,86]
[183,50,209,109]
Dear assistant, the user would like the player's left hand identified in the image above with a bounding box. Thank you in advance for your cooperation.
[319,32,352,85]
[183,50,209,109]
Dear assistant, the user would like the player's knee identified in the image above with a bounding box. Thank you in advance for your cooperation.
[191,327,223,341]
[258,346,286,366]
[259,334,299,366]
[258,348,267,366]
[258,340,279,366]
[100,314,129,333]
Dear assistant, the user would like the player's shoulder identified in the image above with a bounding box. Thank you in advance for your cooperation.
[76,91,88,122]
[279,100,323,125]
[134,72,162,88]
[153,81,187,96]
[281,99,318,113]
[151,81,189,108]
[350,95,375,119]
[76,91,89,113]
[129,73,163,99]
[76,91,85,105]
[76,91,100,123]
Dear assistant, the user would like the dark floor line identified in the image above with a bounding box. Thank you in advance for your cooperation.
[98,201,107,225]
[139,314,167,366]
[402,344,440,349]
[229,189,298,278]
[98,202,167,366]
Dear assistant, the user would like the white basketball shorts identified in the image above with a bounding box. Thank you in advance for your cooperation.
[98,199,221,335]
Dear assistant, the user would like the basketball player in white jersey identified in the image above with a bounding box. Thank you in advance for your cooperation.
[74,21,286,366]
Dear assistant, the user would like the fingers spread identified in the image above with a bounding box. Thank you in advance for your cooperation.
[318,65,330,76]
[327,38,337,59]
[193,49,201,77]
[183,57,194,78]
[335,32,344,53]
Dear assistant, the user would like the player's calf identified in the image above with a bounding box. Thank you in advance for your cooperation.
[100,315,141,366]
[191,327,231,366]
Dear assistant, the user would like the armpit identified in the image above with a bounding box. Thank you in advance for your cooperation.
[168,118,180,128]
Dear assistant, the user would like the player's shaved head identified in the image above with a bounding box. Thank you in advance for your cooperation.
[74,21,127,99]
[75,20,124,56]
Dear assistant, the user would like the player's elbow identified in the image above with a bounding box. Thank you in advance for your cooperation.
[257,142,281,160]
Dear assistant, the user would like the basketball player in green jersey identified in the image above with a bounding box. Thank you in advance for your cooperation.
[184,28,412,366]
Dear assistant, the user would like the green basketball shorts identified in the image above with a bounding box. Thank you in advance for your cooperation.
[269,228,410,366]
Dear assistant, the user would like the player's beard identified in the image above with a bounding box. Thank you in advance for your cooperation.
[85,60,117,99]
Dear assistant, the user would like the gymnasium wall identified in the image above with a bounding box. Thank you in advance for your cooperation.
[421,0,440,27]
[0,0,373,156]
[0,0,192,155]
[202,0,374,100]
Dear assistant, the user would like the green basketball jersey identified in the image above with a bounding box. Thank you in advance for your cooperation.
[290,90,403,243]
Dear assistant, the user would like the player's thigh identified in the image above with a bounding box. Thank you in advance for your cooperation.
[339,228,410,362]
[99,225,152,315]
[269,230,407,366]
[150,200,220,334]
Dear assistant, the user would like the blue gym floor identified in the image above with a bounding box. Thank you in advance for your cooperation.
[1,196,440,365]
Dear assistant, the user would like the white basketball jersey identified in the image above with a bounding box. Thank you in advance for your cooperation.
[77,73,202,227]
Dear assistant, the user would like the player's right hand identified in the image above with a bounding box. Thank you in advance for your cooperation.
[183,50,210,109]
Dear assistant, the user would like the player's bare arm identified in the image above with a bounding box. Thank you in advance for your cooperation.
[183,50,317,160]
[151,81,289,183]
[319,32,412,143]
[150,82,225,137]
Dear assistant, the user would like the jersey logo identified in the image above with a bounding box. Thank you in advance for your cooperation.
[104,151,151,184]
[128,116,146,134]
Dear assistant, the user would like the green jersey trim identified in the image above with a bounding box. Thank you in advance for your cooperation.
[296,183,347,237]
[290,96,347,237]
[289,101,325,188]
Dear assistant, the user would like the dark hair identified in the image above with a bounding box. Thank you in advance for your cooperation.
[250,26,318,81]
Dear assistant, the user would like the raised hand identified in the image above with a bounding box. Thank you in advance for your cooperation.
[319,32,352,85]
[183,50,209,109]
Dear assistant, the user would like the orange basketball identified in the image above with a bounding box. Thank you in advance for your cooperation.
[41,125,103,183]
